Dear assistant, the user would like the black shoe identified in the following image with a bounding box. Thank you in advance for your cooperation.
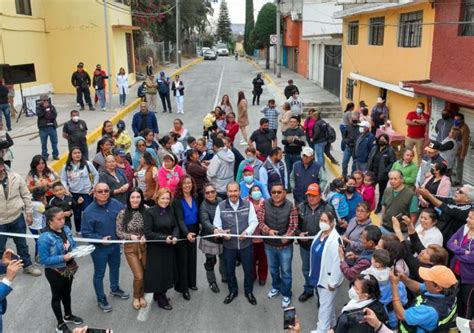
[162,110,167,113]
[210,282,220,293]
[63,314,83,325]
[298,292,314,303]
[89,107,95,111]
[236,259,241,267]
[245,292,257,305]
[56,322,71,333]
[221,278,228,283]
[258,279,266,286]
[375,204,382,214]
[79,107,85,111]
[53,156,60,161]
[159,303,173,310]
[190,286,198,291]
[168,110,172,113]
[183,292,191,301]
[224,292,237,304]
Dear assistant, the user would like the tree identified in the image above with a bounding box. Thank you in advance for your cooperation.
[253,3,276,69]
[244,0,255,55]
[216,0,232,44]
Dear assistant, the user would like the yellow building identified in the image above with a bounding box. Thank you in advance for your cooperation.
[335,2,434,134]
[0,0,136,101]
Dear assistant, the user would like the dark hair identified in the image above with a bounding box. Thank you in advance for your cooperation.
[290,116,299,122]
[140,128,153,139]
[65,147,87,171]
[122,188,145,232]
[433,162,447,176]
[270,182,285,192]
[344,103,355,112]
[364,171,376,184]
[377,133,390,145]
[226,181,240,191]
[245,147,256,154]
[363,225,382,245]
[455,113,464,120]
[356,201,370,212]
[372,249,392,268]
[96,136,113,154]
[169,132,180,141]
[260,118,269,125]
[142,151,155,166]
[352,170,364,180]
[186,148,199,161]
[362,107,369,116]
[29,155,53,178]
[426,244,449,266]
[70,110,79,116]
[32,187,46,201]
[220,94,231,106]
[45,207,64,225]
[420,208,438,223]
[173,118,184,126]
[417,102,425,109]
[355,274,380,299]
[330,177,346,192]
[268,99,275,104]
[186,136,196,145]
[101,120,113,136]
[115,120,126,136]
[51,180,64,190]
[159,135,171,146]
[381,234,407,262]
[269,147,282,157]
[237,91,245,105]
[175,175,197,199]
[213,138,225,149]
[321,211,335,224]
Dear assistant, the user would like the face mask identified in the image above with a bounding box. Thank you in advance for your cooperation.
[361,266,390,283]
[416,108,423,114]
[348,287,360,301]
[72,116,79,122]
[319,222,330,232]
[243,175,254,184]
[358,127,365,133]
[454,120,461,126]
[261,128,269,133]
[251,191,262,201]
[441,113,449,120]
[346,186,356,194]
[246,156,255,163]
[379,140,387,147]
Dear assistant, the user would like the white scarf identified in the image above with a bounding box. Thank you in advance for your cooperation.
[341,298,374,313]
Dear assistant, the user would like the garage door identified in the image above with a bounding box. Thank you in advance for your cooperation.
[459,107,474,185]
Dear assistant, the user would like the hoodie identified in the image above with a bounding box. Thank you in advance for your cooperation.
[207,147,235,193]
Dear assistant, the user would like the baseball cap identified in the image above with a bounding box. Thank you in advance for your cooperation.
[160,71,165,76]
[243,165,254,173]
[418,265,457,288]
[359,120,370,129]
[306,183,320,196]
[425,141,442,153]
[77,62,84,67]
[301,147,314,157]
[113,148,127,157]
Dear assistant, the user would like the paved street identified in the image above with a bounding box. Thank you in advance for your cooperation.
[5,56,347,333]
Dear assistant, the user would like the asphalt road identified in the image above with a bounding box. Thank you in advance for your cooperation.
[5,56,347,333]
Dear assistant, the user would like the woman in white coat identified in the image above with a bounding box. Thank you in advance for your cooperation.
[116,67,129,106]
[308,211,344,333]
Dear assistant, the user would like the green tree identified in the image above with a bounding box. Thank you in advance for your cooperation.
[216,0,232,44]
[253,3,276,69]
[244,0,255,55]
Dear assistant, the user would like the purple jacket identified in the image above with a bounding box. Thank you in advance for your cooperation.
[447,225,474,284]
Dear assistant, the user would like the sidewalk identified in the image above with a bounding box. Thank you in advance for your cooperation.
[8,58,198,178]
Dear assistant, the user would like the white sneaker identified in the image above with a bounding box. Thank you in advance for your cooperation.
[101,107,106,111]
[281,296,291,308]
[267,288,280,298]
[240,141,248,146]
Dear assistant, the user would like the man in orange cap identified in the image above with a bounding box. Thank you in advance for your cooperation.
[390,265,457,332]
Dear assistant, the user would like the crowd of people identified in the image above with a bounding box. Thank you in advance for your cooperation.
[0,68,473,333]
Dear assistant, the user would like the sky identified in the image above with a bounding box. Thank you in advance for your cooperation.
[211,0,272,25]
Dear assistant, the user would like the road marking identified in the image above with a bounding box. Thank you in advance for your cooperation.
[137,293,154,321]
[213,63,226,108]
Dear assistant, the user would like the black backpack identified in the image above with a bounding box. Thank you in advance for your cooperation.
[323,121,337,143]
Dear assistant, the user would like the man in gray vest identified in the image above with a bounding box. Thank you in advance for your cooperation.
[259,183,298,308]
[381,170,418,234]
[213,182,258,305]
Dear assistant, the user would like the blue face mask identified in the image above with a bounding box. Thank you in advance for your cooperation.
[416,108,423,114]
[454,119,461,126]
[243,175,254,184]
[246,156,255,163]
[251,191,262,201]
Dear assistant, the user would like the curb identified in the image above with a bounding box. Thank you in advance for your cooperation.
[49,57,204,172]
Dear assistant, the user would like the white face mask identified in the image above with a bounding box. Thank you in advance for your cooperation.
[72,116,80,122]
[319,222,331,232]
[361,266,390,283]
[348,287,360,301]
[359,127,365,133]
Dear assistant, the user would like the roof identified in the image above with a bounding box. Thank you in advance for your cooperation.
[403,80,474,108]
[333,1,417,19]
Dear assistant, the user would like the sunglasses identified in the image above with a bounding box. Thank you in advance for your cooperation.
[205,190,216,195]
[271,190,283,195]
[96,189,110,194]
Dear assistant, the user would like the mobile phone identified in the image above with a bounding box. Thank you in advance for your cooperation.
[6,252,20,261]
[394,213,403,222]
[86,328,109,333]
[283,307,296,329]
[347,310,365,325]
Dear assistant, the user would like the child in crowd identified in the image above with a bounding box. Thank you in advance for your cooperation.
[49,181,75,230]
[215,110,227,132]
[202,109,217,137]
[30,187,46,262]
[361,249,408,329]
[340,225,382,283]
[360,171,376,211]
[141,128,159,152]
[326,178,349,233]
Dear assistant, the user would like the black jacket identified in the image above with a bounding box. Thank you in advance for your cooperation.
[36,104,58,128]
[335,300,388,333]
[171,81,184,97]
[71,70,91,89]
[252,77,264,92]
[296,200,334,250]
[92,72,108,90]
[284,84,299,99]
[367,145,396,182]
[312,119,329,144]
[343,123,360,148]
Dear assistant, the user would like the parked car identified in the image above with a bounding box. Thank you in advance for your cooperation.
[217,48,229,56]
[204,50,217,60]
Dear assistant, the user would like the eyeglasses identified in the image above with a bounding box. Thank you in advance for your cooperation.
[205,190,216,195]
[271,190,283,195]
[96,189,110,194]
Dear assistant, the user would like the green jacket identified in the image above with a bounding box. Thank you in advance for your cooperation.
[391,160,418,187]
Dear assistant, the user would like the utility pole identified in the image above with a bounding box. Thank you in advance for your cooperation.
[176,0,182,68]
[276,0,281,78]
[103,0,113,107]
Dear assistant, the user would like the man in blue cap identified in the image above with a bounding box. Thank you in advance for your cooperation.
[157,71,172,113]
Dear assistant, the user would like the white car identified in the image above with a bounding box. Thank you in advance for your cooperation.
[204,50,217,60]
[217,48,229,56]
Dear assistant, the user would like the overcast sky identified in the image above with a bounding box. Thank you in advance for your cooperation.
[211,0,272,24]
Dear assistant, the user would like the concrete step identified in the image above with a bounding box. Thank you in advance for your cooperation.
[302,102,341,118]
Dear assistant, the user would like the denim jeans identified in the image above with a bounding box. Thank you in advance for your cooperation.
[356,161,368,172]
[223,245,253,295]
[0,103,11,130]
[299,246,314,295]
[339,124,347,151]
[0,214,34,274]
[29,228,40,259]
[71,193,93,233]
[265,244,293,298]
[314,141,326,170]
[96,89,106,109]
[90,244,121,302]
[119,94,126,106]
[342,147,355,177]
[284,153,300,181]
[39,126,59,159]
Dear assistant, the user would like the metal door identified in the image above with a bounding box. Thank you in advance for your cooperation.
[323,45,341,97]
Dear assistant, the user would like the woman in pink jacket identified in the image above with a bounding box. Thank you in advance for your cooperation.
[418,162,451,208]
[157,153,184,195]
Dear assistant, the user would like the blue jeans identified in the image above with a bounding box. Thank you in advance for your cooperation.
[0,104,11,130]
[356,161,368,172]
[299,246,314,295]
[342,147,355,177]
[96,89,106,108]
[265,244,293,298]
[90,244,121,302]
[284,153,300,182]
[223,245,253,295]
[314,141,326,170]
[339,124,347,151]
[71,193,93,233]
[119,94,126,106]
[29,228,40,259]
[39,126,59,159]
[0,214,34,274]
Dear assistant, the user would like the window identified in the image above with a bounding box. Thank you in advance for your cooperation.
[369,17,385,45]
[398,11,423,47]
[15,0,32,16]
[114,0,131,5]
[346,79,354,100]
[125,33,134,74]
[460,0,474,36]
[347,21,359,45]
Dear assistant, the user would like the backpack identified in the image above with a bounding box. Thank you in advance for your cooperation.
[325,122,337,143]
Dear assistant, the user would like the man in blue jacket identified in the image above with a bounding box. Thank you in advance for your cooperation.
[82,182,128,313]
[354,120,375,172]
[131,102,159,137]
[0,249,23,332]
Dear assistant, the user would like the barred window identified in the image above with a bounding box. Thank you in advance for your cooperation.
[15,0,32,16]
[348,21,359,45]
[398,11,423,48]
[114,0,131,5]
[369,17,385,46]
[346,79,354,100]
[460,0,474,36]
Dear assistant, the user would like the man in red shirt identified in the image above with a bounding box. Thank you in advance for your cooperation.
[405,102,429,165]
